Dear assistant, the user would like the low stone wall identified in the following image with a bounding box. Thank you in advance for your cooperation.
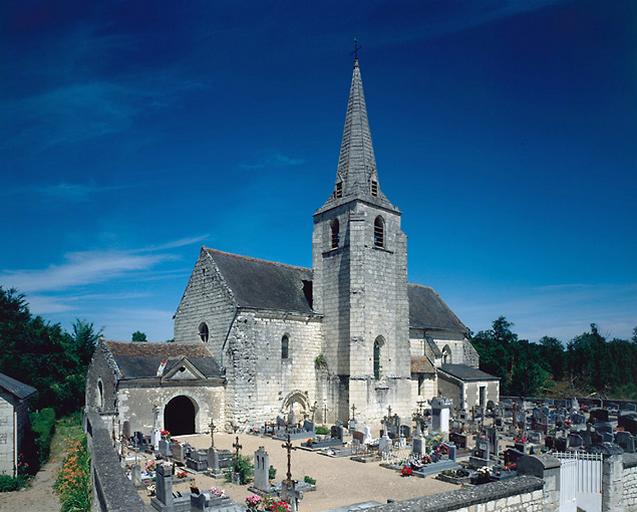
[624,454,637,512]
[370,475,544,512]
[85,408,147,512]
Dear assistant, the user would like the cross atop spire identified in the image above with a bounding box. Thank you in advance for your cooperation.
[318,50,397,214]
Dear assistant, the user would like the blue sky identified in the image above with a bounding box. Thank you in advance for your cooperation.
[1,0,636,342]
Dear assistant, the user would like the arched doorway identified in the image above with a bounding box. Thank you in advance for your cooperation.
[164,396,197,435]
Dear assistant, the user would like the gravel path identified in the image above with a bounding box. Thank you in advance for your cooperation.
[0,429,64,512]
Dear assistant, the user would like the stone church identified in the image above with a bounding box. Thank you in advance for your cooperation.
[86,58,498,436]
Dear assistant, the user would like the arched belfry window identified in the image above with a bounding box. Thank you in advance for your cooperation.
[97,380,104,409]
[373,336,384,380]
[198,322,209,343]
[374,216,385,248]
[281,335,289,360]
[330,219,340,249]
[442,345,452,364]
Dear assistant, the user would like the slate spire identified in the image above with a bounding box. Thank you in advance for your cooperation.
[319,56,396,213]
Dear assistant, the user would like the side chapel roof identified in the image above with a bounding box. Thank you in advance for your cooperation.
[104,341,222,380]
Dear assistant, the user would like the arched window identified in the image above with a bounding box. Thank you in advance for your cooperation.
[442,345,452,365]
[373,336,384,380]
[281,335,289,360]
[198,322,209,343]
[374,216,385,248]
[97,380,104,409]
[330,219,340,249]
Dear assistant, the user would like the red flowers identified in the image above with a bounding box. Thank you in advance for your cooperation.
[401,466,413,477]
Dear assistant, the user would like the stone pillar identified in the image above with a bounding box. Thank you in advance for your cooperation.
[602,453,625,512]
[517,454,560,512]
[253,446,270,492]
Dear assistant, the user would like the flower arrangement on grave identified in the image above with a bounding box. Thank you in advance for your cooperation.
[160,429,171,439]
[209,487,225,498]
[400,465,413,477]
[176,470,187,479]
[513,435,527,444]
[421,454,432,465]
[504,462,517,471]
[144,460,157,473]
[246,494,262,511]
[268,500,291,512]
[473,466,492,484]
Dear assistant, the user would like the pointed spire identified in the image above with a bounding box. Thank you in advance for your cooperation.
[319,53,397,213]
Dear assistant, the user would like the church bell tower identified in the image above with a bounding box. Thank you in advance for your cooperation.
[312,56,411,428]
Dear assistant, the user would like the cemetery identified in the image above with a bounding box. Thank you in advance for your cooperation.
[88,392,637,512]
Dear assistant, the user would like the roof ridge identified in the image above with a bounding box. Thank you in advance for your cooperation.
[408,282,435,291]
[204,247,311,273]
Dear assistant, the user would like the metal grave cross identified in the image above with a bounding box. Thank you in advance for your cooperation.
[209,419,216,448]
[232,436,242,461]
[281,426,297,485]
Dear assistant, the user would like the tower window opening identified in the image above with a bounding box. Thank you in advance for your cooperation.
[335,182,343,198]
[371,180,378,196]
[198,322,209,343]
[330,219,340,249]
[374,216,385,248]
[281,335,290,360]
[373,336,384,380]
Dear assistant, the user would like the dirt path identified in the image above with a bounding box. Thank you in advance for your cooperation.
[0,426,67,512]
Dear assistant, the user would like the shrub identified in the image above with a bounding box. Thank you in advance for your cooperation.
[268,465,276,480]
[315,425,329,435]
[0,474,28,492]
[303,475,316,485]
[30,408,56,468]
[225,454,254,485]
[314,354,328,370]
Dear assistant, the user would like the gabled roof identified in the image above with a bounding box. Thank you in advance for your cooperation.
[104,341,222,380]
[0,372,37,400]
[205,248,314,315]
[408,284,468,335]
[439,364,499,382]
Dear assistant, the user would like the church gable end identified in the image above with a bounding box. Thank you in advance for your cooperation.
[174,248,237,362]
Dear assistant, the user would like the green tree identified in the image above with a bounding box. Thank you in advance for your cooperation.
[132,331,147,342]
[71,319,102,367]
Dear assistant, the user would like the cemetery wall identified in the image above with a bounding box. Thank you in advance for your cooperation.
[85,408,146,512]
[623,454,637,511]
[116,383,224,434]
[224,310,322,429]
[173,250,237,362]
[370,475,545,512]
[0,393,15,476]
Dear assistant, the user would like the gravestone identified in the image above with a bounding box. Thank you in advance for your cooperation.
[399,425,411,439]
[253,446,270,492]
[412,436,423,456]
[378,433,392,457]
[589,408,609,423]
[431,397,451,434]
[153,463,173,510]
[131,464,143,488]
[152,405,161,451]
[622,403,637,413]
[159,438,172,458]
[486,427,499,457]
[363,426,373,444]
[449,432,467,448]
[567,433,583,448]
[554,437,567,452]
[615,431,636,453]
[207,447,222,477]
[187,449,209,471]
[122,420,131,440]
[288,409,297,428]
[571,412,586,425]
[619,413,637,435]
[448,444,457,462]
[348,418,358,432]
[601,432,614,444]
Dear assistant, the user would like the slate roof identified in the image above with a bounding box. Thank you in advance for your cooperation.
[205,248,314,315]
[439,364,499,382]
[105,341,222,380]
[408,284,468,335]
[0,372,37,400]
[202,250,468,333]
[411,356,436,374]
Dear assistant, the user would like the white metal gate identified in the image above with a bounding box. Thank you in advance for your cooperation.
[553,451,602,512]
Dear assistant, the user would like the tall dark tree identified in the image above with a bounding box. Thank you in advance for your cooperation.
[132,331,147,342]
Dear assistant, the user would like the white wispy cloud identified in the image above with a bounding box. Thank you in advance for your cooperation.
[239,152,305,170]
[0,182,132,202]
[0,235,206,294]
